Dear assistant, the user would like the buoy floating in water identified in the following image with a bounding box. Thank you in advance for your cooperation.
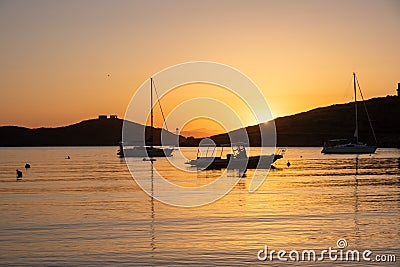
[16,169,23,180]
[287,161,291,167]
[25,163,30,169]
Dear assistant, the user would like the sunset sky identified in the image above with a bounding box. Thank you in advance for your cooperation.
[1,0,399,135]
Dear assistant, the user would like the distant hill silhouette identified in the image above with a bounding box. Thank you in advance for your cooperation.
[180,128,223,138]
[0,96,399,147]
[209,95,400,147]
[0,117,182,146]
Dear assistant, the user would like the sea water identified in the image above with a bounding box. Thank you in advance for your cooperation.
[0,147,399,266]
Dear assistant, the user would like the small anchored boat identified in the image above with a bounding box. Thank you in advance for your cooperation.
[185,143,284,170]
[118,144,173,158]
[322,73,377,154]
[118,77,174,158]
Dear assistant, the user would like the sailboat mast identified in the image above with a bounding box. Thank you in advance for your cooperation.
[150,77,154,148]
[353,72,359,143]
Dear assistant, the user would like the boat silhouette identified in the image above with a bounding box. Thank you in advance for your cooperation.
[322,73,377,154]
[118,78,173,158]
[186,143,284,170]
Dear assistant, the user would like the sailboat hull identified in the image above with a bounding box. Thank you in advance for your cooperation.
[118,146,173,158]
[321,73,378,154]
[322,144,377,154]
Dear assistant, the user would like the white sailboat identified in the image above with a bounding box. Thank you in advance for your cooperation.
[322,73,377,154]
[118,78,173,158]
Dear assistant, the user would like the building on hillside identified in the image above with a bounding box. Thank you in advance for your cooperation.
[98,115,118,120]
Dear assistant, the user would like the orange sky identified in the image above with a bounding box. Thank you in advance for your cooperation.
[1,0,399,131]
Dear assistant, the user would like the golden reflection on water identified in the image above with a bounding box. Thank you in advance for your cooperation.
[0,147,399,266]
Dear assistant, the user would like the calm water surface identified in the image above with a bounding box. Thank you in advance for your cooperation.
[0,147,399,266]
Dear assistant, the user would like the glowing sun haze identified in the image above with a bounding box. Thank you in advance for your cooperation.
[1,0,399,130]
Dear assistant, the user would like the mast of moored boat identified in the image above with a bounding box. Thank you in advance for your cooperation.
[353,72,359,144]
[150,77,154,148]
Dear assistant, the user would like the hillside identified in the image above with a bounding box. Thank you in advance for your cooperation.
[209,95,400,147]
[0,96,399,147]
[0,117,181,146]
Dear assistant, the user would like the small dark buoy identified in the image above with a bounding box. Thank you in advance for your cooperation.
[66,156,70,159]
[25,163,30,169]
[287,161,291,167]
[16,169,23,179]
